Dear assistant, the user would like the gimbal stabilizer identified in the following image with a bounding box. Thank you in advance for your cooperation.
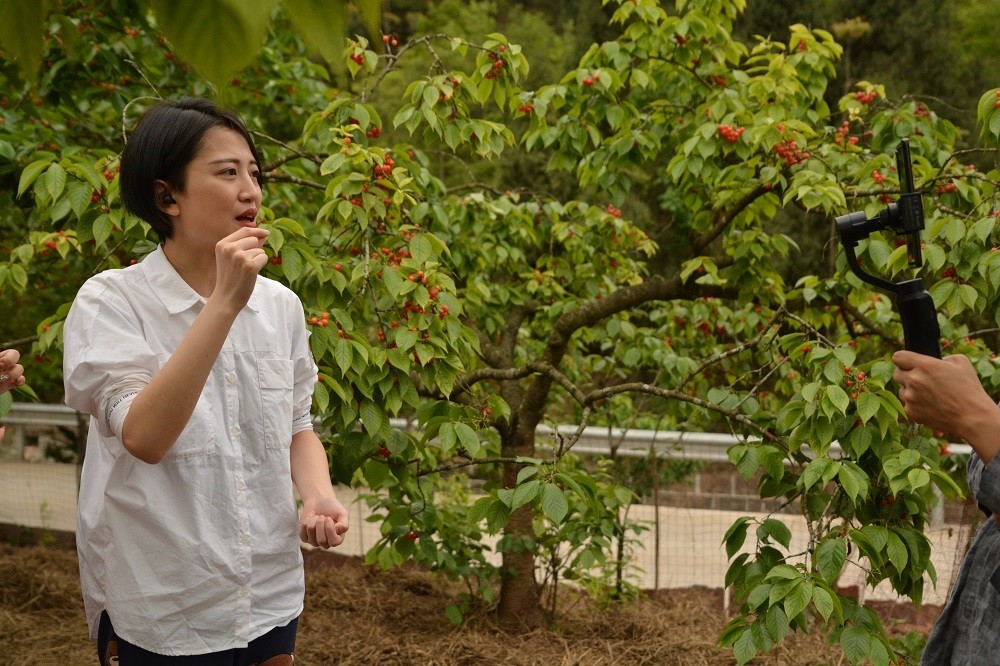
[835,138,941,357]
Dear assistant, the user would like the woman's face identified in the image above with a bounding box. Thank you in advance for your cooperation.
[166,126,262,250]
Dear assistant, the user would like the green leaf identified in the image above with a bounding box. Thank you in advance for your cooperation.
[765,605,789,643]
[410,234,434,262]
[485,499,510,534]
[18,159,51,198]
[466,496,491,525]
[284,0,347,66]
[856,391,880,423]
[540,483,569,523]
[812,586,835,621]
[439,422,456,455]
[359,400,387,437]
[838,464,868,503]
[334,337,353,374]
[395,327,419,351]
[759,518,792,549]
[907,467,930,490]
[815,537,847,582]
[732,628,758,665]
[445,604,463,626]
[782,581,812,620]
[886,532,909,572]
[840,626,872,664]
[0,1,50,82]
[748,583,772,610]
[453,422,481,457]
[511,479,541,509]
[92,214,113,247]
[151,0,279,88]
[724,517,750,558]
[43,163,67,201]
[825,384,850,415]
[356,0,383,44]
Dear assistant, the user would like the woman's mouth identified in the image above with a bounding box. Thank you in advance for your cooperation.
[237,209,258,226]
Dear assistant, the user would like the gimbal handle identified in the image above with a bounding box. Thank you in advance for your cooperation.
[835,211,942,358]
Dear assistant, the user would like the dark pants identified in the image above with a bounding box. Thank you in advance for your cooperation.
[97,611,297,665]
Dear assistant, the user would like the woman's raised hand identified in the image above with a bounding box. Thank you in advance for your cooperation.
[213,227,270,311]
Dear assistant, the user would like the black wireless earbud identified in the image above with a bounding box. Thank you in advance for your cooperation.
[161,194,176,205]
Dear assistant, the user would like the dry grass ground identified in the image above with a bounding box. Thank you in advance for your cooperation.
[0,544,934,665]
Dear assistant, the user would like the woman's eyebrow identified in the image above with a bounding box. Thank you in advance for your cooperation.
[207,157,259,166]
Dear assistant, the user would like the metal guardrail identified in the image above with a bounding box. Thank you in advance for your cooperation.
[1,402,972,462]
[2,403,85,460]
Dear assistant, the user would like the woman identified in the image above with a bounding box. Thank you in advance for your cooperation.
[63,97,348,665]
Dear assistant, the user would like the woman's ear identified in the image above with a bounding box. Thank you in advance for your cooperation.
[154,180,178,213]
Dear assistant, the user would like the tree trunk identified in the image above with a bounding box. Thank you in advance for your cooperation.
[496,426,544,629]
[497,504,544,629]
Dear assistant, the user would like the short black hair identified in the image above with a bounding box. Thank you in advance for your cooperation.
[119,97,261,242]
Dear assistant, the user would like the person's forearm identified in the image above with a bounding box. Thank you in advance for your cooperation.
[290,430,336,501]
[121,297,241,463]
[960,400,1000,466]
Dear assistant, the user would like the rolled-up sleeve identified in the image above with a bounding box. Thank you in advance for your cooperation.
[63,278,157,442]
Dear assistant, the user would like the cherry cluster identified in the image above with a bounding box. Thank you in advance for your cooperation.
[773,138,809,165]
[308,311,330,328]
[485,46,507,80]
[717,123,744,143]
[936,182,957,194]
[605,204,623,218]
[381,34,399,48]
[853,90,877,105]
[375,245,413,268]
[349,51,365,66]
[373,155,395,178]
[517,104,535,114]
[833,120,858,146]
[842,365,867,401]
[871,169,887,184]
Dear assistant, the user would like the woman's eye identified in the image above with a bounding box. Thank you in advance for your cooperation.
[221,168,237,176]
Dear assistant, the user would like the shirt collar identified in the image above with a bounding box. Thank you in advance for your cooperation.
[140,246,261,315]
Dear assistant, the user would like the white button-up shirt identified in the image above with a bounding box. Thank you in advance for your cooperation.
[63,247,318,655]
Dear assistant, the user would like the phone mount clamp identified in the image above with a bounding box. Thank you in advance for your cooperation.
[834,138,941,357]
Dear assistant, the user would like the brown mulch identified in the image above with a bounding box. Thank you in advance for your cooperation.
[0,544,935,665]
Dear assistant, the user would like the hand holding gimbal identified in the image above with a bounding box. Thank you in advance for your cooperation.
[835,138,941,357]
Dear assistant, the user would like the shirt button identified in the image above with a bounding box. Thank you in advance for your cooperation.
[240,534,250,545]
[240,587,250,598]
[230,425,240,437]
[226,373,236,384]
[237,480,246,491]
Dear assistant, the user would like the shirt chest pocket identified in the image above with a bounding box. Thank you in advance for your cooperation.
[258,358,294,449]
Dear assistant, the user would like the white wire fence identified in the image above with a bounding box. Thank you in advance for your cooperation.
[0,403,979,606]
